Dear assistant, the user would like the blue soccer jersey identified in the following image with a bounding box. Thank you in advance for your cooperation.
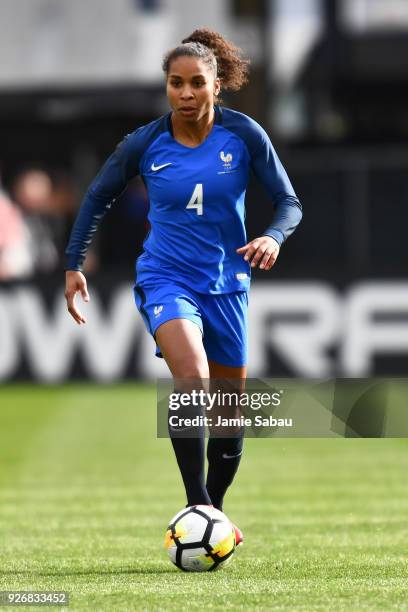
[65,105,302,293]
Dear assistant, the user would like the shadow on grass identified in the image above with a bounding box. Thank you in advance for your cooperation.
[0,567,176,576]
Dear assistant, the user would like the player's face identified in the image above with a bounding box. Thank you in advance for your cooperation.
[166,56,221,122]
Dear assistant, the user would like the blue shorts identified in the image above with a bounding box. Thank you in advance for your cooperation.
[133,281,248,367]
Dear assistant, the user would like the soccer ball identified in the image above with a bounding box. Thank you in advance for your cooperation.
[164,505,236,572]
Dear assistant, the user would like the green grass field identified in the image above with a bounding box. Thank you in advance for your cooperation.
[0,384,407,610]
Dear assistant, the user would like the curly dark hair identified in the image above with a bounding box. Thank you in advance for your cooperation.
[162,28,250,97]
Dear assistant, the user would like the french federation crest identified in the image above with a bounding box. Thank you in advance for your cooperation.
[220,151,233,167]
[154,305,163,317]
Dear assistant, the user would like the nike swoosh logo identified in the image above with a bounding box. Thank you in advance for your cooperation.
[168,425,193,432]
[151,162,172,172]
[222,451,243,459]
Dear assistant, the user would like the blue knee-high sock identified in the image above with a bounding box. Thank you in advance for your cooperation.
[168,398,212,507]
[206,429,244,511]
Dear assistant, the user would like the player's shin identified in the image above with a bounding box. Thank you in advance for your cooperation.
[168,390,212,506]
[206,426,245,511]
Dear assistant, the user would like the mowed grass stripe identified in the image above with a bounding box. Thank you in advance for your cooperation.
[0,384,407,610]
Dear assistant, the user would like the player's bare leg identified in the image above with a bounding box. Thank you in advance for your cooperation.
[156,319,209,380]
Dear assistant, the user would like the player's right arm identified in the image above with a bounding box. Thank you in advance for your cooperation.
[64,131,142,324]
[65,270,89,325]
[65,133,141,272]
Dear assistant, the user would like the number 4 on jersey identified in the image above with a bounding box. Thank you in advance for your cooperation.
[186,183,203,216]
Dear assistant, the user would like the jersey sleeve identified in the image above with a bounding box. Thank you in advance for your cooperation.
[247,120,302,246]
[65,129,145,271]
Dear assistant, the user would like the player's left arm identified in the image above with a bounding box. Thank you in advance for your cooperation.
[236,121,302,271]
[236,235,280,271]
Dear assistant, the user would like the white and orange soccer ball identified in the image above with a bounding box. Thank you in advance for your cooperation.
[164,505,236,572]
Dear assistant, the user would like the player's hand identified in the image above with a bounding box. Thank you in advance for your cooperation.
[236,236,280,270]
[65,270,90,324]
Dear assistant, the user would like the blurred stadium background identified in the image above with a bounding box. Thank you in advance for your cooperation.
[1,0,407,382]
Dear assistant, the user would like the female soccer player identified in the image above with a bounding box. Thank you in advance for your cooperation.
[65,28,302,545]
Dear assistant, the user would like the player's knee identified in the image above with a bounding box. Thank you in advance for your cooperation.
[170,356,209,380]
